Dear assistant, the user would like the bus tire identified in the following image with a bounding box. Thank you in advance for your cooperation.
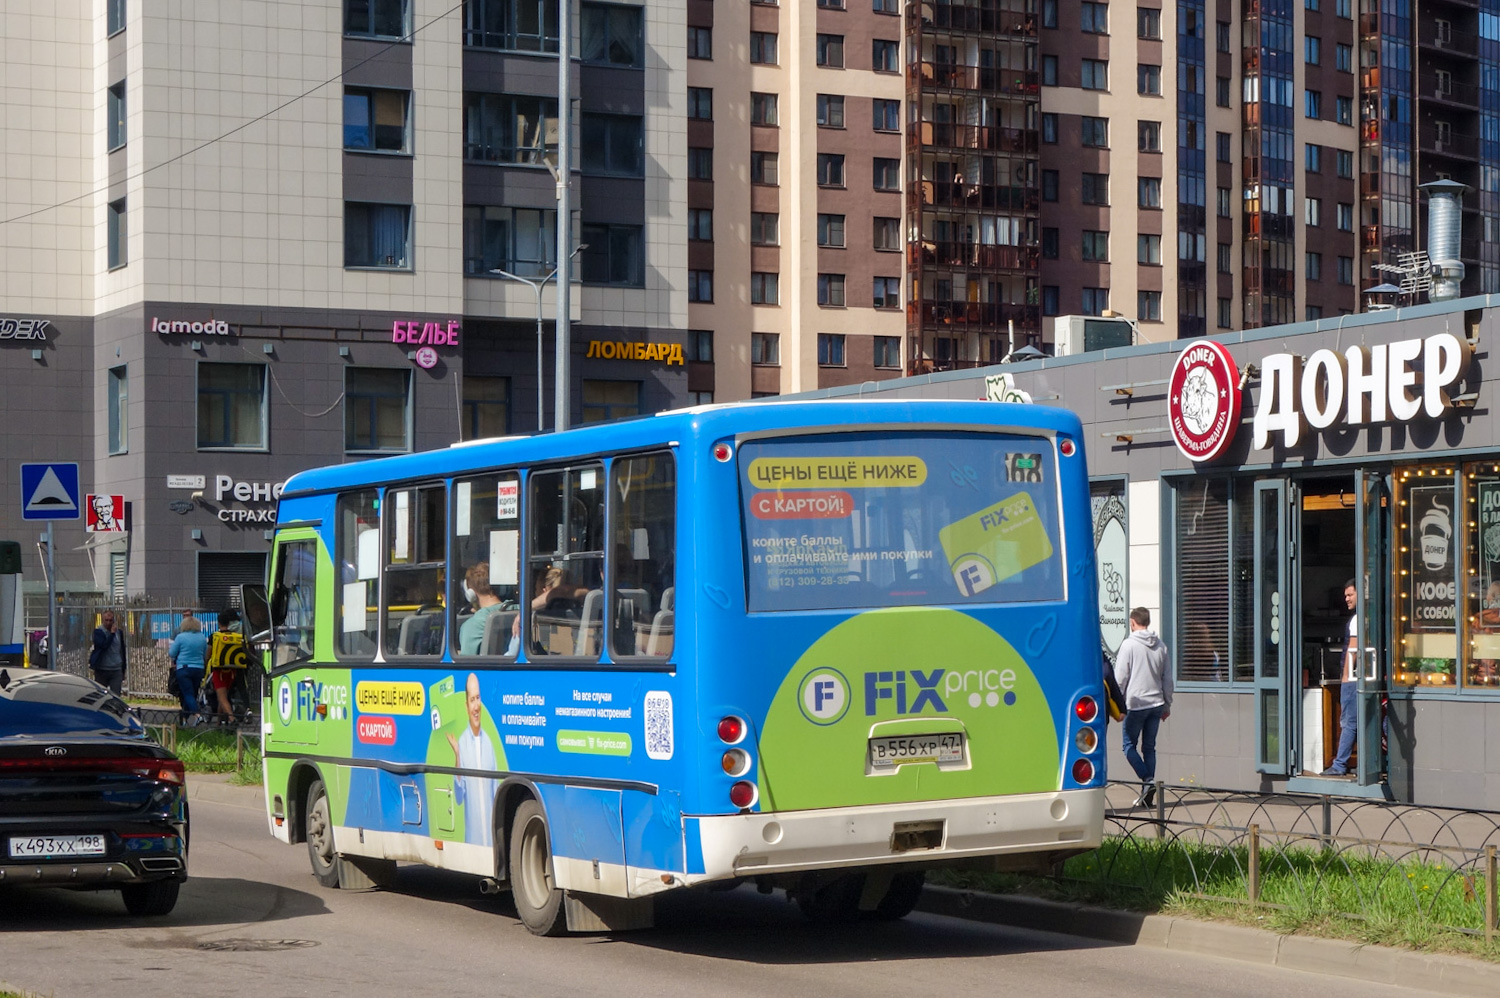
[796,873,863,922]
[509,799,566,936]
[869,870,926,921]
[305,779,341,888]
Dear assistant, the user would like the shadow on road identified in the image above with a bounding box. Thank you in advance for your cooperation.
[0,876,330,931]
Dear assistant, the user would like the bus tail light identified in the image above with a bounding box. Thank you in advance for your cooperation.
[721,749,750,776]
[713,442,733,462]
[729,780,757,809]
[1059,438,1077,458]
[1074,696,1098,723]
[1074,728,1098,754]
[1072,759,1095,784]
[717,715,746,744]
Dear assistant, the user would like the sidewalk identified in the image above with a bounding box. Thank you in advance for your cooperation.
[186,771,265,810]
[918,886,1500,996]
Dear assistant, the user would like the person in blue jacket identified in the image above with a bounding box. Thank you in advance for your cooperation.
[167,615,210,725]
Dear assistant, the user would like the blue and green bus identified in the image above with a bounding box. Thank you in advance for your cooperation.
[253,399,1105,933]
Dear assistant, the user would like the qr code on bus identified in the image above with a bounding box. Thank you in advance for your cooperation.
[644,691,673,760]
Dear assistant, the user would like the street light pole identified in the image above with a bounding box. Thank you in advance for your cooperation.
[554,0,573,433]
[489,267,556,432]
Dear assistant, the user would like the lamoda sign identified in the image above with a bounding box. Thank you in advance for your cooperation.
[1167,332,1474,461]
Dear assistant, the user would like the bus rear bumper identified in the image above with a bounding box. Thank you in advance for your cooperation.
[688,788,1104,881]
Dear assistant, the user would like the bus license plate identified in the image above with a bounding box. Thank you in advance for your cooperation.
[869,733,964,768]
[8,834,107,859]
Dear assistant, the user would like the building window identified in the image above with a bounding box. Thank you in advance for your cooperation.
[1336,43,1352,72]
[1138,120,1160,152]
[1218,297,1232,328]
[1041,0,1057,28]
[872,157,900,191]
[1305,196,1321,226]
[1337,149,1354,178]
[198,363,267,450]
[817,333,847,367]
[107,82,126,151]
[873,216,900,251]
[580,224,644,286]
[751,151,778,185]
[1042,113,1058,143]
[752,332,780,364]
[1218,243,1232,273]
[1138,6,1160,38]
[751,92,778,125]
[818,0,843,7]
[345,202,412,269]
[872,0,897,12]
[1081,287,1109,315]
[1138,233,1161,265]
[750,212,779,245]
[1216,131,1230,162]
[1042,170,1058,201]
[1081,116,1109,147]
[1081,172,1109,205]
[1305,142,1322,172]
[1336,0,1350,17]
[1083,59,1110,91]
[1217,186,1231,217]
[580,112,643,176]
[461,376,510,439]
[581,380,641,423]
[873,336,901,368]
[345,368,410,453]
[1306,251,1322,280]
[347,0,409,39]
[1082,230,1110,262]
[1337,256,1354,284]
[1042,227,1059,259]
[1042,55,1058,86]
[1305,90,1321,119]
[1336,96,1352,125]
[873,276,901,308]
[108,0,126,35]
[108,365,128,455]
[688,146,713,180]
[1336,202,1353,231]
[687,87,713,120]
[1305,36,1320,64]
[872,39,899,73]
[688,270,713,302]
[817,214,846,248]
[1306,306,1323,321]
[750,30,778,64]
[1139,177,1162,208]
[688,208,713,241]
[345,87,410,153]
[817,94,845,128]
[1136,63,1159,95]
[817,153,845,187]
[688,330,714,363]
[463,205,556,276]
[817,273,846,306]
[1138,290,1162,321]
[817,33,845,67]
[466,0,560,51]
[1081,1,1108,33]
[1306,0,1319,9]
[1217,20,1230,51]
[751,272,779,305]
[1216,76,1230,107]
[873,99,900,131]
[107,198,127,270]
[1042,285,1060,315]
[464,93,558,164]
[687,25,711,59]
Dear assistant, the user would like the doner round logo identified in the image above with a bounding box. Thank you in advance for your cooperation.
[1168,340,1242,462]
[798,668,850,725]
[277,679,293,724]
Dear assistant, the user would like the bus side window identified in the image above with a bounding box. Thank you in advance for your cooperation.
[273,539,318,669]
[527,465,605,659]
[336,489,380,658]
[384,485,447,658]
[610,453,675,659]
[453,472,521,658]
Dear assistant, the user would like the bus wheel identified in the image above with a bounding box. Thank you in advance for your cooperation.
[868,871,926,921]
[305,779,341,888]
[509,799,566,935]
[796,873,863,922]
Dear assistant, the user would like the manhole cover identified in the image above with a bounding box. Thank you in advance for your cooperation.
[197,939,319,952]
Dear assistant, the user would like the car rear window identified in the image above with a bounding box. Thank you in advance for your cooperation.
[0,670,141,737]
[739,430,1065,612]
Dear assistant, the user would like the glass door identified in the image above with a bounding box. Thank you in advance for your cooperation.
[1355,469,1391,788]
[1254,479,1299,774]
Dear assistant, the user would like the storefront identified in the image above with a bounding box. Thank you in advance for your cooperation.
[803,296,1500,809]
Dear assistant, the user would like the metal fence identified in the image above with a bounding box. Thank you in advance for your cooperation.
[1086,781,1500,943]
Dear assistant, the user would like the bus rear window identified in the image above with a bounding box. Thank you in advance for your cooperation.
[739,432,1065,612]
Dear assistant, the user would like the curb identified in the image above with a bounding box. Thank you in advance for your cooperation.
[186,772,266,810]
[917,886,1500,996]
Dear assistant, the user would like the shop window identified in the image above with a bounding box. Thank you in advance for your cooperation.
[463,205,556,277]
[384,484,447,658]
[345,367,411,454]
[348,0,410,39]
[465,0,559,52]
[580,113,644,176]
[335,489,381,658]
[344,88,410,153]
[197,363,266,450]
[1171,477,1237,683]
[527,464,606,658]
[461,375,510,440]
[452,471,522,657]
[1465,463,1500,688]
[1395,467,1458,687]
[345,202,412,269]
[610,453,676,658]
[581,380,641,423]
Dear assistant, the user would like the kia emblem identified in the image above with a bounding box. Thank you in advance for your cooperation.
[44,746,67,756]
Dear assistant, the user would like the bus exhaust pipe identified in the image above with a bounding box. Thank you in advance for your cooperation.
[479,878,503,895]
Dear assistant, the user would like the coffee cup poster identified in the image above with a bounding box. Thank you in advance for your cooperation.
[1407,484,1456,635]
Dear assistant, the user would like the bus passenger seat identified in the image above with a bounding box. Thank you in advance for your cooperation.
[646,609,674,657]
[482,609,518,656]
[575,589,603,656]
[398,613,442,656]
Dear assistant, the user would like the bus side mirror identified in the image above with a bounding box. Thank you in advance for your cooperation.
[236,583,282,654]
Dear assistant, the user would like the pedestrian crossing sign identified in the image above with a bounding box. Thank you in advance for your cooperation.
[20,463,81,521]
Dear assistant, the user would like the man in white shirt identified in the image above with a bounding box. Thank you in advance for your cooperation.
[1324,580,1360,776]
[447,673,498,846]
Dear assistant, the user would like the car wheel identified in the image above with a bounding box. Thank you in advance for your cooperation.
[122,879,180,916]
[305,778,341,888]
[508,799,566,936]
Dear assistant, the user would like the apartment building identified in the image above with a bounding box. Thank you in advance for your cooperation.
[0,0,689,603]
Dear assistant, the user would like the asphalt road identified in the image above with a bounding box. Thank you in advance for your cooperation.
[0,785,1453,998]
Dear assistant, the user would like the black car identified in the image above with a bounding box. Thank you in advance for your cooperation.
[0,667,188,915]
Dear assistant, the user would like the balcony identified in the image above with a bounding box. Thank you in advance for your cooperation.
[916,62,1040,96]
[914,300,1039,329]
[1422,129,1480,161]
[920,181,1038,212]
[918,121,1039,154]
[920,2,1038,36]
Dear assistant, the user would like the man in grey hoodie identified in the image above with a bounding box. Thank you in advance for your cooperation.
[1114,607,1172,807]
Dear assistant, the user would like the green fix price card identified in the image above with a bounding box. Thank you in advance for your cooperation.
[938,492,1054,596]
